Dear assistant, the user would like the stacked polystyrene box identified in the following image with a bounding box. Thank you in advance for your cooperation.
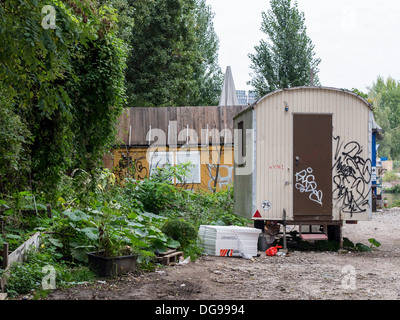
[198,225,261,258]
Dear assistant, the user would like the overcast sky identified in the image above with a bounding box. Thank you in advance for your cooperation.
[206,0,400,93]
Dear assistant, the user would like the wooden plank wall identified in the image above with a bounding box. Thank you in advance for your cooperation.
[116,106,246,146]
[112,146,234,192]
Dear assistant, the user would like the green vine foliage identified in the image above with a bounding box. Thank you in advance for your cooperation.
[0,0,127,199]
[67,34,127,170]
[0,87,32,193]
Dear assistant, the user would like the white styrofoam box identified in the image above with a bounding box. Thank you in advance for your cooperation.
[198,225,261,258]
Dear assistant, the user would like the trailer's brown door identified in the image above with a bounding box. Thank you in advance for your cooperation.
[293,114,332,220]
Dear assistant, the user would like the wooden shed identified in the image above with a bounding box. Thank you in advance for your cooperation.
[233,86,375,243]
[104,105,246,191]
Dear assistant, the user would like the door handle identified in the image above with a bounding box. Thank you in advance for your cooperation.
[295,156,300,166]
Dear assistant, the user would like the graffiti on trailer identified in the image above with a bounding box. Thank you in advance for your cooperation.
[295,167,323,205]
[332,136,372,216]
[269,164,284,170]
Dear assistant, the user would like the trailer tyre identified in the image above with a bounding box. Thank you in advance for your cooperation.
[254,220,266,251]
[258,236,268,252]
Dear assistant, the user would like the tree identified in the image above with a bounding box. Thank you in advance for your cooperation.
[368,76,400,160]
[125,0,197,107]
[189,0,223,106]
[0,84,32,193]
[103,0,136,46]
[67,34,127,171]
[248,0,321,98]
[0,0,127,199]
[125,0,222,107]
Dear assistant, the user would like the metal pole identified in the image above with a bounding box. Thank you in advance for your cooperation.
[283,209,287,250]
[339,213,344,249]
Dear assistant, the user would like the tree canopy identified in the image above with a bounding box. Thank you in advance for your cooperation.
[368,76,400,160]
[0,0,223,199]
[125,0,223,107]
[248,0,321,98]
[0,0,127,198]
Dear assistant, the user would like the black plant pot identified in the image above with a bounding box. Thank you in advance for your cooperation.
[87,251,138,277]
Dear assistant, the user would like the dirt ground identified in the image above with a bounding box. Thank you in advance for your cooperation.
[45,208,400,301]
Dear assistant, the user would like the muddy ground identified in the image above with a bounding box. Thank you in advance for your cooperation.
[45,208,400,301]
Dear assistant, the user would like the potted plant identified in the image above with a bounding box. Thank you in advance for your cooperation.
[87,249,138,278]
[87,221,138,278]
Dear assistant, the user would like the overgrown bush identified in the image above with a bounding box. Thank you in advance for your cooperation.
[163,185,250,228]
[0,94,32,194]
[5,247,96,298]
[392,200,400,208]
[394,160,400,171]
[132,163,192,214]
[279,231,381,253]
[1,163,250,295]
[385,184,400,193]
[383,170,399,182]
[343,237,381,252]
[161,218,198,249]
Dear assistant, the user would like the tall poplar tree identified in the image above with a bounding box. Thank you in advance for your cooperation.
[248,0,321,98]
[368,76,400,159]
[190,0,223,106]
[125,0,222,107]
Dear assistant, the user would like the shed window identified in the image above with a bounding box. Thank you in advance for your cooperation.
[176,151,201,184]
[148,151,174,182]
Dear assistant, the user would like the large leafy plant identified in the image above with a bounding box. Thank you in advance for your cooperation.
[57,206,179,266]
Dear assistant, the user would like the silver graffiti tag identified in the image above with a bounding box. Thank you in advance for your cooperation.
[295,167,323,205]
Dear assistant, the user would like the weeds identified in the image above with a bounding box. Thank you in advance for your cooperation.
[383,171,399,182]
[5,247,96,298]
[1,164,246,296]
[279,231,381,253]
[343,237,381,252]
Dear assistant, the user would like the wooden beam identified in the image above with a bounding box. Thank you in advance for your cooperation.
[8,232,40,265]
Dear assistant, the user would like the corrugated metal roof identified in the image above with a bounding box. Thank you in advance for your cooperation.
[234,86,373,119]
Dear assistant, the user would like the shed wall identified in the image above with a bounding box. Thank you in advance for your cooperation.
[116,106,245,146]
[253,88,372,221]
[233,109,254,218]
[111,146,234,192]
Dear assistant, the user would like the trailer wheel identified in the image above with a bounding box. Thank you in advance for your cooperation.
[327,225,341,242]
[258,235,268,252]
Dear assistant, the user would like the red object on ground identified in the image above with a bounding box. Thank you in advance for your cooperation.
[266,245,282,256]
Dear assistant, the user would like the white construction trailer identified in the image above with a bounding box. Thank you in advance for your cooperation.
[233,86,378,248]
